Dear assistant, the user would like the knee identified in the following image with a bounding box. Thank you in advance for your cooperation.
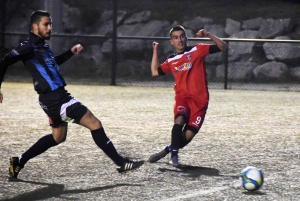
[88,117,102,130]
[185,131,195,141]
[53,136,66,144]
[80,110,102,130]
[174,114,186,125]
[184,126,198,141]
[57,136,67,144]
[52,132,67,144]
[93,118,102,128]
[178,130,195,149]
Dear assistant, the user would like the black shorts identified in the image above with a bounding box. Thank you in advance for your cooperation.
[39,87,88,128]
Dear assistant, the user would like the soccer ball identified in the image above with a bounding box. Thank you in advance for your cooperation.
[240,166,264,191]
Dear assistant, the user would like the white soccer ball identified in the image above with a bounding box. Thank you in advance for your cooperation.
[240,166,264,191]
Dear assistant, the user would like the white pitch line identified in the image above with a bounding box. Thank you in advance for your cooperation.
[161,177,272,201]
[161,186,229,201]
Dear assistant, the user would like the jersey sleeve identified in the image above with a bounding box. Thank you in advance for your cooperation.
[0,41,32,88]
[196,43,210,57]
[54,49,74,66]
[157,67,165,75]
[159,59,171,75]
[209,45,221,54]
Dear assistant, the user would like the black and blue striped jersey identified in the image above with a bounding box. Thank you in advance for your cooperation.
[0,32,74,94]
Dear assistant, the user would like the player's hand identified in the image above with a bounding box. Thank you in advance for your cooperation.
[152,41,159,51]
[71,44,83,54]
[0,92,3,103]
[196,29,209,37]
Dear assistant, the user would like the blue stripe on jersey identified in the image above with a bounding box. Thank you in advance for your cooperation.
[47,62,64,87]
[31,60,62,90]
[31,44,64,91]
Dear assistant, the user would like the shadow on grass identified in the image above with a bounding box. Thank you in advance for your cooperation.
[5,177,142,201]
[242,191,266,195]
[158,163,223,178]
[157,163,240,180]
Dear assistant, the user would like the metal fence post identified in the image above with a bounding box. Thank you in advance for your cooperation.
[40,0,63,54]
[110,0,118,86]
[224,41,229,90]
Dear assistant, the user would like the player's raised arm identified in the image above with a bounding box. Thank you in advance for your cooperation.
[151,41,160,77]
[71,44,83,54]
[196,29,228,52]
[54,44,83,66]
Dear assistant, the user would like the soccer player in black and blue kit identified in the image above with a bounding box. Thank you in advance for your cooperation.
[0,10,143,178]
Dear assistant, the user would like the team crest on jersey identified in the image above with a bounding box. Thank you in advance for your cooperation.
[186,54,191,60]
[174,62,192,72]
[45,57,55,65]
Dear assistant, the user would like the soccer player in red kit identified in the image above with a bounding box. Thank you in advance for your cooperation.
[149,25,227,166]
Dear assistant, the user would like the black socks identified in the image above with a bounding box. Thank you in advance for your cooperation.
[91,127,124,166]
[19,128,124,168]
[20,134,58,167]
[170,124,184,158]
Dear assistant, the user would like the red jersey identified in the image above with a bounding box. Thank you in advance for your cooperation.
[160,43,210,103]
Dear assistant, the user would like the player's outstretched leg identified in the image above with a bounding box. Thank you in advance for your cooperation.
[148,146,170,163]
[9,156,23,178]
[91,127,144,172]
[117,158,144,173]
[8,134,59,178]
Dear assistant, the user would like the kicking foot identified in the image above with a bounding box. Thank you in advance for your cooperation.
[117,158,144,173]
[148,149,168,163]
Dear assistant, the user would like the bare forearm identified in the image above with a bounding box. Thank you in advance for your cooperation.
[151,50,159,77]
[207,33,228,52]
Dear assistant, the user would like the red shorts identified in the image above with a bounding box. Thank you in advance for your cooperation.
[174,95,208,132]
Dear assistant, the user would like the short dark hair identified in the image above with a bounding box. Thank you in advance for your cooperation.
[30,10,50,25]
[169,25,186,38]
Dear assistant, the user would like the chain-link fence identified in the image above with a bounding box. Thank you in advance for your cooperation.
[3,33,300,91]
[1,0,300,91]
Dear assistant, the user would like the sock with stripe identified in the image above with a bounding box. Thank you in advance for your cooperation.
[91,127,124,166]
[170,124,183,158]
[164,145,171,153]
